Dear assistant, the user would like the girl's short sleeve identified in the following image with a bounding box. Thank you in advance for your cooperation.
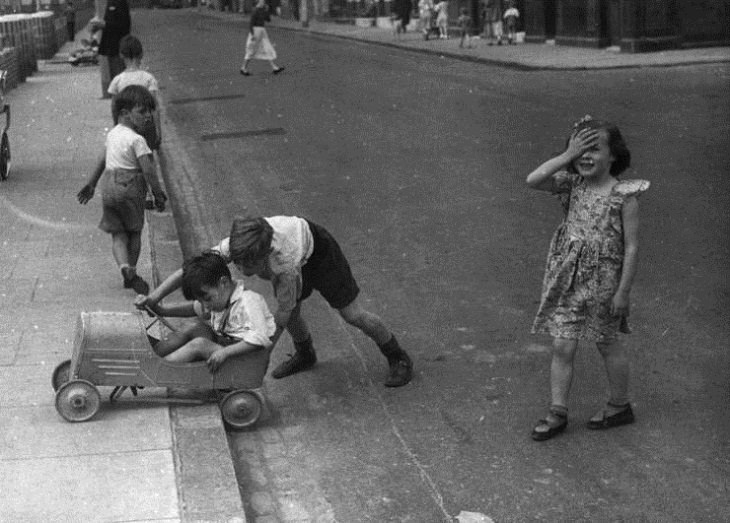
[614,179,650,198]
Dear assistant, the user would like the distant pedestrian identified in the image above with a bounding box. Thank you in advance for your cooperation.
[393,0,412,34]
[418,0,434,39]
[481,0,503,45]
[108,35,161,152]
[434,0,449,39]
[502,1,519,44]
[64,0,76,42]
[240,0,285,76]
[77,85,167,295]
[93,0,131,98]
[137,216,414,388]
[526,115,649,441]
[457,7,472,48]
[146,252,276,372]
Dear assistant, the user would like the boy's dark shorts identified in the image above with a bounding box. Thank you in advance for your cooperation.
[300,220,360,310]
[99,169,146,234]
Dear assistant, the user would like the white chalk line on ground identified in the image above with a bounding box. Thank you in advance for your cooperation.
[0,194,95,232]
[336,315,453,522]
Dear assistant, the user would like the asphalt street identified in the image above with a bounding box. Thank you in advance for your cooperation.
[137,9,729,522]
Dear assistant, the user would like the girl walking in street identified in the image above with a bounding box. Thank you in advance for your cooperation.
[434,0,449,39]
[526,116,649,441]
[240,0,284,76]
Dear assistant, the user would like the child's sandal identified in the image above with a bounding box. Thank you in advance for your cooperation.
[531,409,568,441]
[587,402,635,430]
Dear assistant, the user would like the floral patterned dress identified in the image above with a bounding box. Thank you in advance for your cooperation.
[532,172,650,342]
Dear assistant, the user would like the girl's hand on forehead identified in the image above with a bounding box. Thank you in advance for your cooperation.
[565,127,599,159]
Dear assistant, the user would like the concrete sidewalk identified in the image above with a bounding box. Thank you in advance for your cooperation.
[200,7,730,70]
[0,34,244,522]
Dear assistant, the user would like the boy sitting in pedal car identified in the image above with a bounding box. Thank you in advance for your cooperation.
[147,251,275,372]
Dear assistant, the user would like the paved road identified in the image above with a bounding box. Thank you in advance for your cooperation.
[138,9,729,522]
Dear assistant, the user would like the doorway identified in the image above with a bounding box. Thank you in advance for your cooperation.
[544,0,556,39]
[607,0,622,46]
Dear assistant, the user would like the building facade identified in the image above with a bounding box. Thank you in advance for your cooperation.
[524,0,730,52]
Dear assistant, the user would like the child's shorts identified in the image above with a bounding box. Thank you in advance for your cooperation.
[300,220,360,310]
[99,169,147,234]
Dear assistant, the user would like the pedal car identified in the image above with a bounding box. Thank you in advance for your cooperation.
[52,310,271,429]
[0,69,10,181]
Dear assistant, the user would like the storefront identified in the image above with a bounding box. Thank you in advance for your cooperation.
[524,0,730,52]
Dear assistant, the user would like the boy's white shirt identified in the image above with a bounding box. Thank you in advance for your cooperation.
[193,281,276,348]
[105,124,151,170]
[108,69,159,96]
[212,216,314,314]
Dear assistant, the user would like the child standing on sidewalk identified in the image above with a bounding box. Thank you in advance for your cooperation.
[526,116,649,441]
[107,35,162,152]
[138,216,414,388]
[147,252,275,372]
[77,85,167,295]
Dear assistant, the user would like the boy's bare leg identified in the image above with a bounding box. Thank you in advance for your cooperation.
[339,297,413,387]
[127,231,142,268]
[285,302,310,344]
[154,321,214,357]
[111,232,130,267]
[164,336,219,363]
[338,298,391,345]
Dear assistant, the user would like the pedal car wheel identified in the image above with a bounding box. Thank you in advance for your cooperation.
[51,359,72,391]
[55,380,101,422]
[0,131,9,181]
[219,390,262,430]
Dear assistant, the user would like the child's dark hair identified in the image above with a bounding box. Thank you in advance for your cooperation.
[568,117,631,176]
[119,34,143,60]
[112,84,156,124]
[229,217,274,267]
[181,251,231,301]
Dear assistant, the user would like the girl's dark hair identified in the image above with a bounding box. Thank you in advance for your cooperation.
[567,118,631,176]
[112,84,156,124]
[181,251,231,300]
[229,217,274,267]
[119,34,143,60]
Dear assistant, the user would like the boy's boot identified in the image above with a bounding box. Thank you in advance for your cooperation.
[379,335,413,387]
[121,267,149,295]
[272,336,317,379]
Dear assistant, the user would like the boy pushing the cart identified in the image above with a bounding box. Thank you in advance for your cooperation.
[137,215,413,387]
[147,251,276,372]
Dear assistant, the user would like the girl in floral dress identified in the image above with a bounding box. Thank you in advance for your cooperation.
[526,116,649,441]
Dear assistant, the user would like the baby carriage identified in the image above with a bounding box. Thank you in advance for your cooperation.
[68,37,99,66]
[0,69,10,181]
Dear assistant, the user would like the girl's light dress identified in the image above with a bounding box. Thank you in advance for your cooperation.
[244,27,277,61]
[532,172,649,342]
